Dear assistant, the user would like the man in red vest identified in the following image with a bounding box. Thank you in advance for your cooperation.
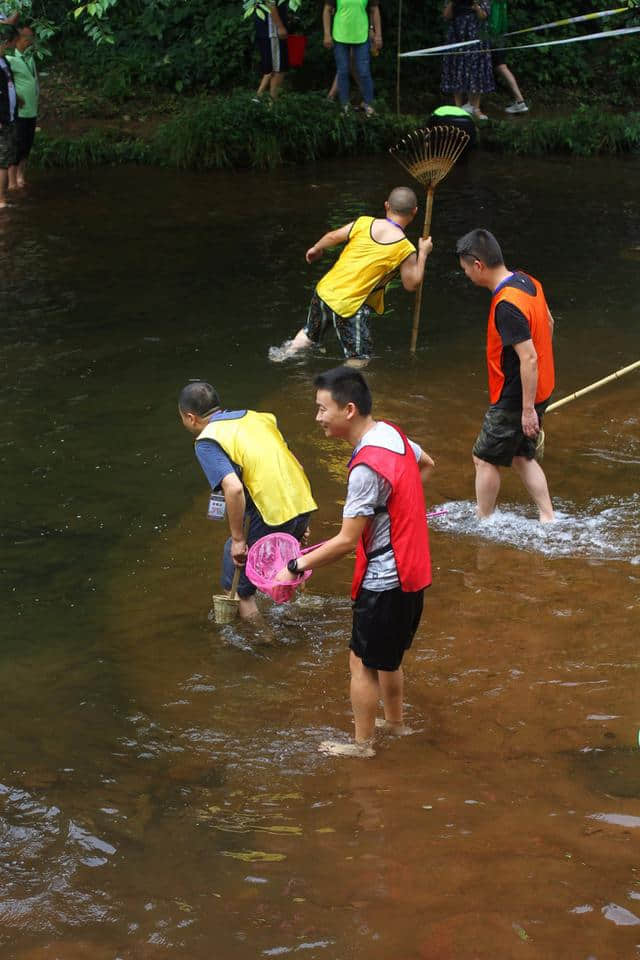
[277,366,434,757]
[456,228,555,523]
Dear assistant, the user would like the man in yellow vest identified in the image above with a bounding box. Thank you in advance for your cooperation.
[269,186,433,366]
[179,380,317,620]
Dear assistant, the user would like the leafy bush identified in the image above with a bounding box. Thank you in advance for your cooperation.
[150,91,420,168]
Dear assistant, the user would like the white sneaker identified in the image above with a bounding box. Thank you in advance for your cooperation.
[461,102,474,114]
[505,100,529,114]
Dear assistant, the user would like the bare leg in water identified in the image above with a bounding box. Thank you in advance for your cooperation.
[473,454,502,517]
[473,453,554,522]
[512,455,554,523]
[320,651,410,757]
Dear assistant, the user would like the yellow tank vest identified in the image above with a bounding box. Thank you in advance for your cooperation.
[316,216,416,318]
[196,411,317,527]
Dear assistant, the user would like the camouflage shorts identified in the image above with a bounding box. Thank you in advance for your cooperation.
[304,290,373,360]
[0,122,18,169]
[473,402,547,467]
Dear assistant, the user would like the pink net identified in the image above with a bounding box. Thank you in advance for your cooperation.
[245,533,312,603]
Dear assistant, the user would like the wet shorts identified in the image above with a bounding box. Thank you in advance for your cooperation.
[473,402,547,467]
[257,36,289,75]
[222,510,310,599]
[304,289,373,360]
[0,122,17,169]
[351,587,424,672]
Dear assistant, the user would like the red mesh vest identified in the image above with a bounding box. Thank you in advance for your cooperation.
[349,421,432,601]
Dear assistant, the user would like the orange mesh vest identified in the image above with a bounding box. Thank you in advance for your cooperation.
[487,273,555,405]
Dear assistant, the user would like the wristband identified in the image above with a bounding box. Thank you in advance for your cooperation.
[287,558,300,575]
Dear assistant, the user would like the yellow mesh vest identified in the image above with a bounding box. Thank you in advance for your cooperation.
[196,411,317,527]
[316,216,416,318]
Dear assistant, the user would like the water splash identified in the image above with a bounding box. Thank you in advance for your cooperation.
[429,494,640,561]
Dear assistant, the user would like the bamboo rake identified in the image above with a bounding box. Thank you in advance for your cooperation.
[389,125,470,353]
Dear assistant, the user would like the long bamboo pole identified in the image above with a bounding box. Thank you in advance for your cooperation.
[409,185,434,354]
[396,0,403,115]
[546,359,640,413]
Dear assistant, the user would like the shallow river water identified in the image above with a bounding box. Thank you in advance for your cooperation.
[1,150,640,960]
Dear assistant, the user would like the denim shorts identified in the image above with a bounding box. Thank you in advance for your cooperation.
[473,403,547,467]
[304,290,373,360]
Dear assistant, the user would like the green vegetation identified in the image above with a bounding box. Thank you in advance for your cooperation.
[151,92,420,169]
[6,0,640,166]
[29,94,640,170]
[483,107,640,157]
[5,0,639,109]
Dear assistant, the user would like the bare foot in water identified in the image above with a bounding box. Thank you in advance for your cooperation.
[319,739,375,758]
[375,718,413,736]
[268,340,297,363]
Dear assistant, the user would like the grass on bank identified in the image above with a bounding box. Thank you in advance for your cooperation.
[31,93,640,170]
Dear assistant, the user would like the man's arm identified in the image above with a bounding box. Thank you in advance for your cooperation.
[322,3,334,47]
[370,4,382,49]
[220,471,249,565]
[547,307,554,337]
[514,339,540,437]
[399,237,433,291]
[306,222,354,263]
[418,449,435,485]
[276,516,367,581]
[269,2,288,39]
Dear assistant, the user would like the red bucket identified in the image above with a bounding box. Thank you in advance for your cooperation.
[287,34,307,68]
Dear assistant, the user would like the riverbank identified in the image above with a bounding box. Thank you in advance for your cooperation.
[32,88,640,169]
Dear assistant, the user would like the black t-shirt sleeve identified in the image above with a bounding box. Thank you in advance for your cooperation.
[495,301,531,347]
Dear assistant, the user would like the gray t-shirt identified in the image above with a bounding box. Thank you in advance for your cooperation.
[343,421,422,592]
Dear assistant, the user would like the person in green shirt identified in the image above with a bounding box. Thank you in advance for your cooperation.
[7,24,37,189]
[322,0,381,116]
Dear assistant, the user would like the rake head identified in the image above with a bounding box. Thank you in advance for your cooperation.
[389,125,471,189]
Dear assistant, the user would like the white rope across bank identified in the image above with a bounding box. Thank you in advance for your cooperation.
[400,22,640,58]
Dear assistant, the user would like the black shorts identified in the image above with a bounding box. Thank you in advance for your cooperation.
[15,117,37,163]
[473,402,547,467]
[257,36,289,74]
[304,289,373,360]
[351,587,424,672]
[491,48,506,69]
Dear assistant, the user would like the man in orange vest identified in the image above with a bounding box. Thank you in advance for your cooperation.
[277,366,434,757]
[456,228,555,522]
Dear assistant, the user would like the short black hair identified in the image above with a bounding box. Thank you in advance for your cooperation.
[387,186,418,215]
[456,228,504,268]
[314,366,372,416]
[178,381,220,415]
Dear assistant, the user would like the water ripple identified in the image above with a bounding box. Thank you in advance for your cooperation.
[429,494,640,561]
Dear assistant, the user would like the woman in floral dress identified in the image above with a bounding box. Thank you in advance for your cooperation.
[441,0,495,120]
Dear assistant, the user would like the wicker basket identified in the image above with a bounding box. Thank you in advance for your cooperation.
[211,519,248,625]
[211,590,240,624]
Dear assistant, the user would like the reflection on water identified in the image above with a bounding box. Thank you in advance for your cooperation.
[430,493,640,561]
[1,154,640,958]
